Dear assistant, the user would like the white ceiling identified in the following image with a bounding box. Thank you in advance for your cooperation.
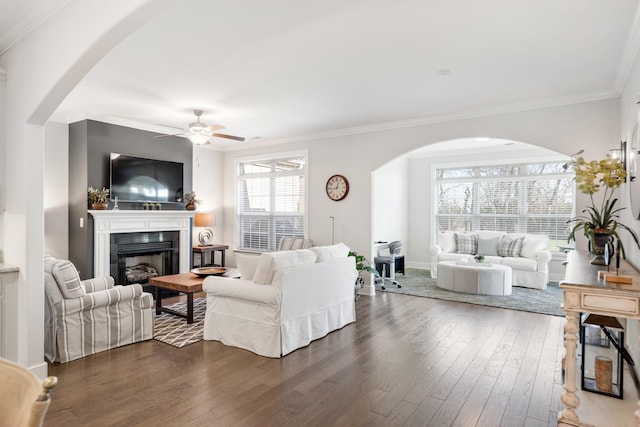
[2,0,640,150]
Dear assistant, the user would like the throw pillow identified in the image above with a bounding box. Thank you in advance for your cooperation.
[310,242,350,262]
[498,236,525,257]
[438,231,456,253]
[477,236,501,256]
[455,233,478,255]
[51,260,85,299]
[236,253,261,279]
[252,249,317,285]
[520,234,549,258]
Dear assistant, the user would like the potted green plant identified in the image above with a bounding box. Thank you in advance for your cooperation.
[349,250,380,292]
[88,186,110,210]
[183,191,201,211]
[565,150,640,263]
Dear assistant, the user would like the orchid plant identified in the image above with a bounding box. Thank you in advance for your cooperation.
[565,150,640,257]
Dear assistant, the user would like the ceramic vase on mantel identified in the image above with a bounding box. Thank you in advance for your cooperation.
[589,230,614,265]
[91,202,108,210]
[185,203,196,211]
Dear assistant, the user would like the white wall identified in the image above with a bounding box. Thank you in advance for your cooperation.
[407,157,431,269]
[0,0,171,374]
[618,36,640,367]
[0,70,5,254]
[372,156,408,252]
[192,146,225,246]
[43,121,69,259]
[221,100,620,285]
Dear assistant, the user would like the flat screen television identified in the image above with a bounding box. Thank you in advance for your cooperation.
[110,153,184,203]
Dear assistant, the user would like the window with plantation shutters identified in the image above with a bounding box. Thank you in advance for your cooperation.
[237,153,307,251]
[435,161,575,251]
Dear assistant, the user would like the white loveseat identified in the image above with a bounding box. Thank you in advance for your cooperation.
[429,231,552,290]
[202,243,357,358]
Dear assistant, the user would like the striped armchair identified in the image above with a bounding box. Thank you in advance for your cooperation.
[44,256,154,363]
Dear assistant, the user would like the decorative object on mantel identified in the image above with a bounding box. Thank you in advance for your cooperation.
[194,212,215,245]
[183,191,201,211]
[564,150,640,264]
[88,186,109,210]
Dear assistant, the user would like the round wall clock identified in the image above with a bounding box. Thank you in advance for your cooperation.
[326,174,349,201]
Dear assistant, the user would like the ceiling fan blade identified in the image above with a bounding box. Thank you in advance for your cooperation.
[212,133,246,142]
[154,133,185,138]
[209,124,225,131]
[156,123,185,131]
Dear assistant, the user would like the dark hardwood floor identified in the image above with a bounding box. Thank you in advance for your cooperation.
[46,292,565,427]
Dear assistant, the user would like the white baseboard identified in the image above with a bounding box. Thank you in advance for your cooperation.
[31,361,49,380]
[358,283,376,296]
[406,261,430,270]
[549,273,564,282]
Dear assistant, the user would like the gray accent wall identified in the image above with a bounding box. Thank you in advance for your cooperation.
[69,120,193,278]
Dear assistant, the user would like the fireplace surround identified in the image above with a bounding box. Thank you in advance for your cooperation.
[90,210,194,283]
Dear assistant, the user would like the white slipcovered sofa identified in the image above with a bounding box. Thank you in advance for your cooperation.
[202,243,357,358]
[429,231,552,290]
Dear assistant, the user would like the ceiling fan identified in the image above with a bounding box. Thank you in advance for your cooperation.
[155,109,245,144]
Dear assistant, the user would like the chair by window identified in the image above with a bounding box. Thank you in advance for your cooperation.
[0,357,57,427]
[374,241,404,290]
[278,237,314,251]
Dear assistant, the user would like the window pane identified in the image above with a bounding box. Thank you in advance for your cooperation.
[477,165,519,177]
[478,181,520,214]
[526,162,571,175]
[436,160,575,250]
[438,168,474,179]
[437,183,473,214]
[526,179,574,214]
[238,155,306,251]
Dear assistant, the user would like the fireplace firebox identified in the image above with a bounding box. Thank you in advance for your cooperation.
[110,231,180,286]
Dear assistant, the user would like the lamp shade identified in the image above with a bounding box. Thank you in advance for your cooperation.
[195,212,216,227]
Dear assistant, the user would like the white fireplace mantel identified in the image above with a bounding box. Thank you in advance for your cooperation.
[89,210,195,279]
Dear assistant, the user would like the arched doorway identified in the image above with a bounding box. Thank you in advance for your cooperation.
[370,137,571,294]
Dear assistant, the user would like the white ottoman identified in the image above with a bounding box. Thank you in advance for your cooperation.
[436,261,512,296]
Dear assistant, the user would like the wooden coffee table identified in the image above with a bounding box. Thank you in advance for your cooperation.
[149,269,239,323]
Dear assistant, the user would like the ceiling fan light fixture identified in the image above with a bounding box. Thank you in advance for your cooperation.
[188,133,210,145]
[154,109,244,143]
[188,122,212,134]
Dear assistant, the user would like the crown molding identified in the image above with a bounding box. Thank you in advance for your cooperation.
[60,90,620,153]
[0,0,72,56]
[254,90,619,147]
[613,3,640,93]
[64,113,182,136]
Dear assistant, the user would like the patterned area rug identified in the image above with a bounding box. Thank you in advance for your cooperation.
[381,268,565,317]
[154,297,206,348]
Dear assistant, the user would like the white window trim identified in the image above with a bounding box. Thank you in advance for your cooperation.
[234,149,309,251]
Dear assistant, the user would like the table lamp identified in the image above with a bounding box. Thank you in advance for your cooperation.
[194,212,216,246]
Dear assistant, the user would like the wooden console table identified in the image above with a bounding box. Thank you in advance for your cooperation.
[559,250,640,426]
